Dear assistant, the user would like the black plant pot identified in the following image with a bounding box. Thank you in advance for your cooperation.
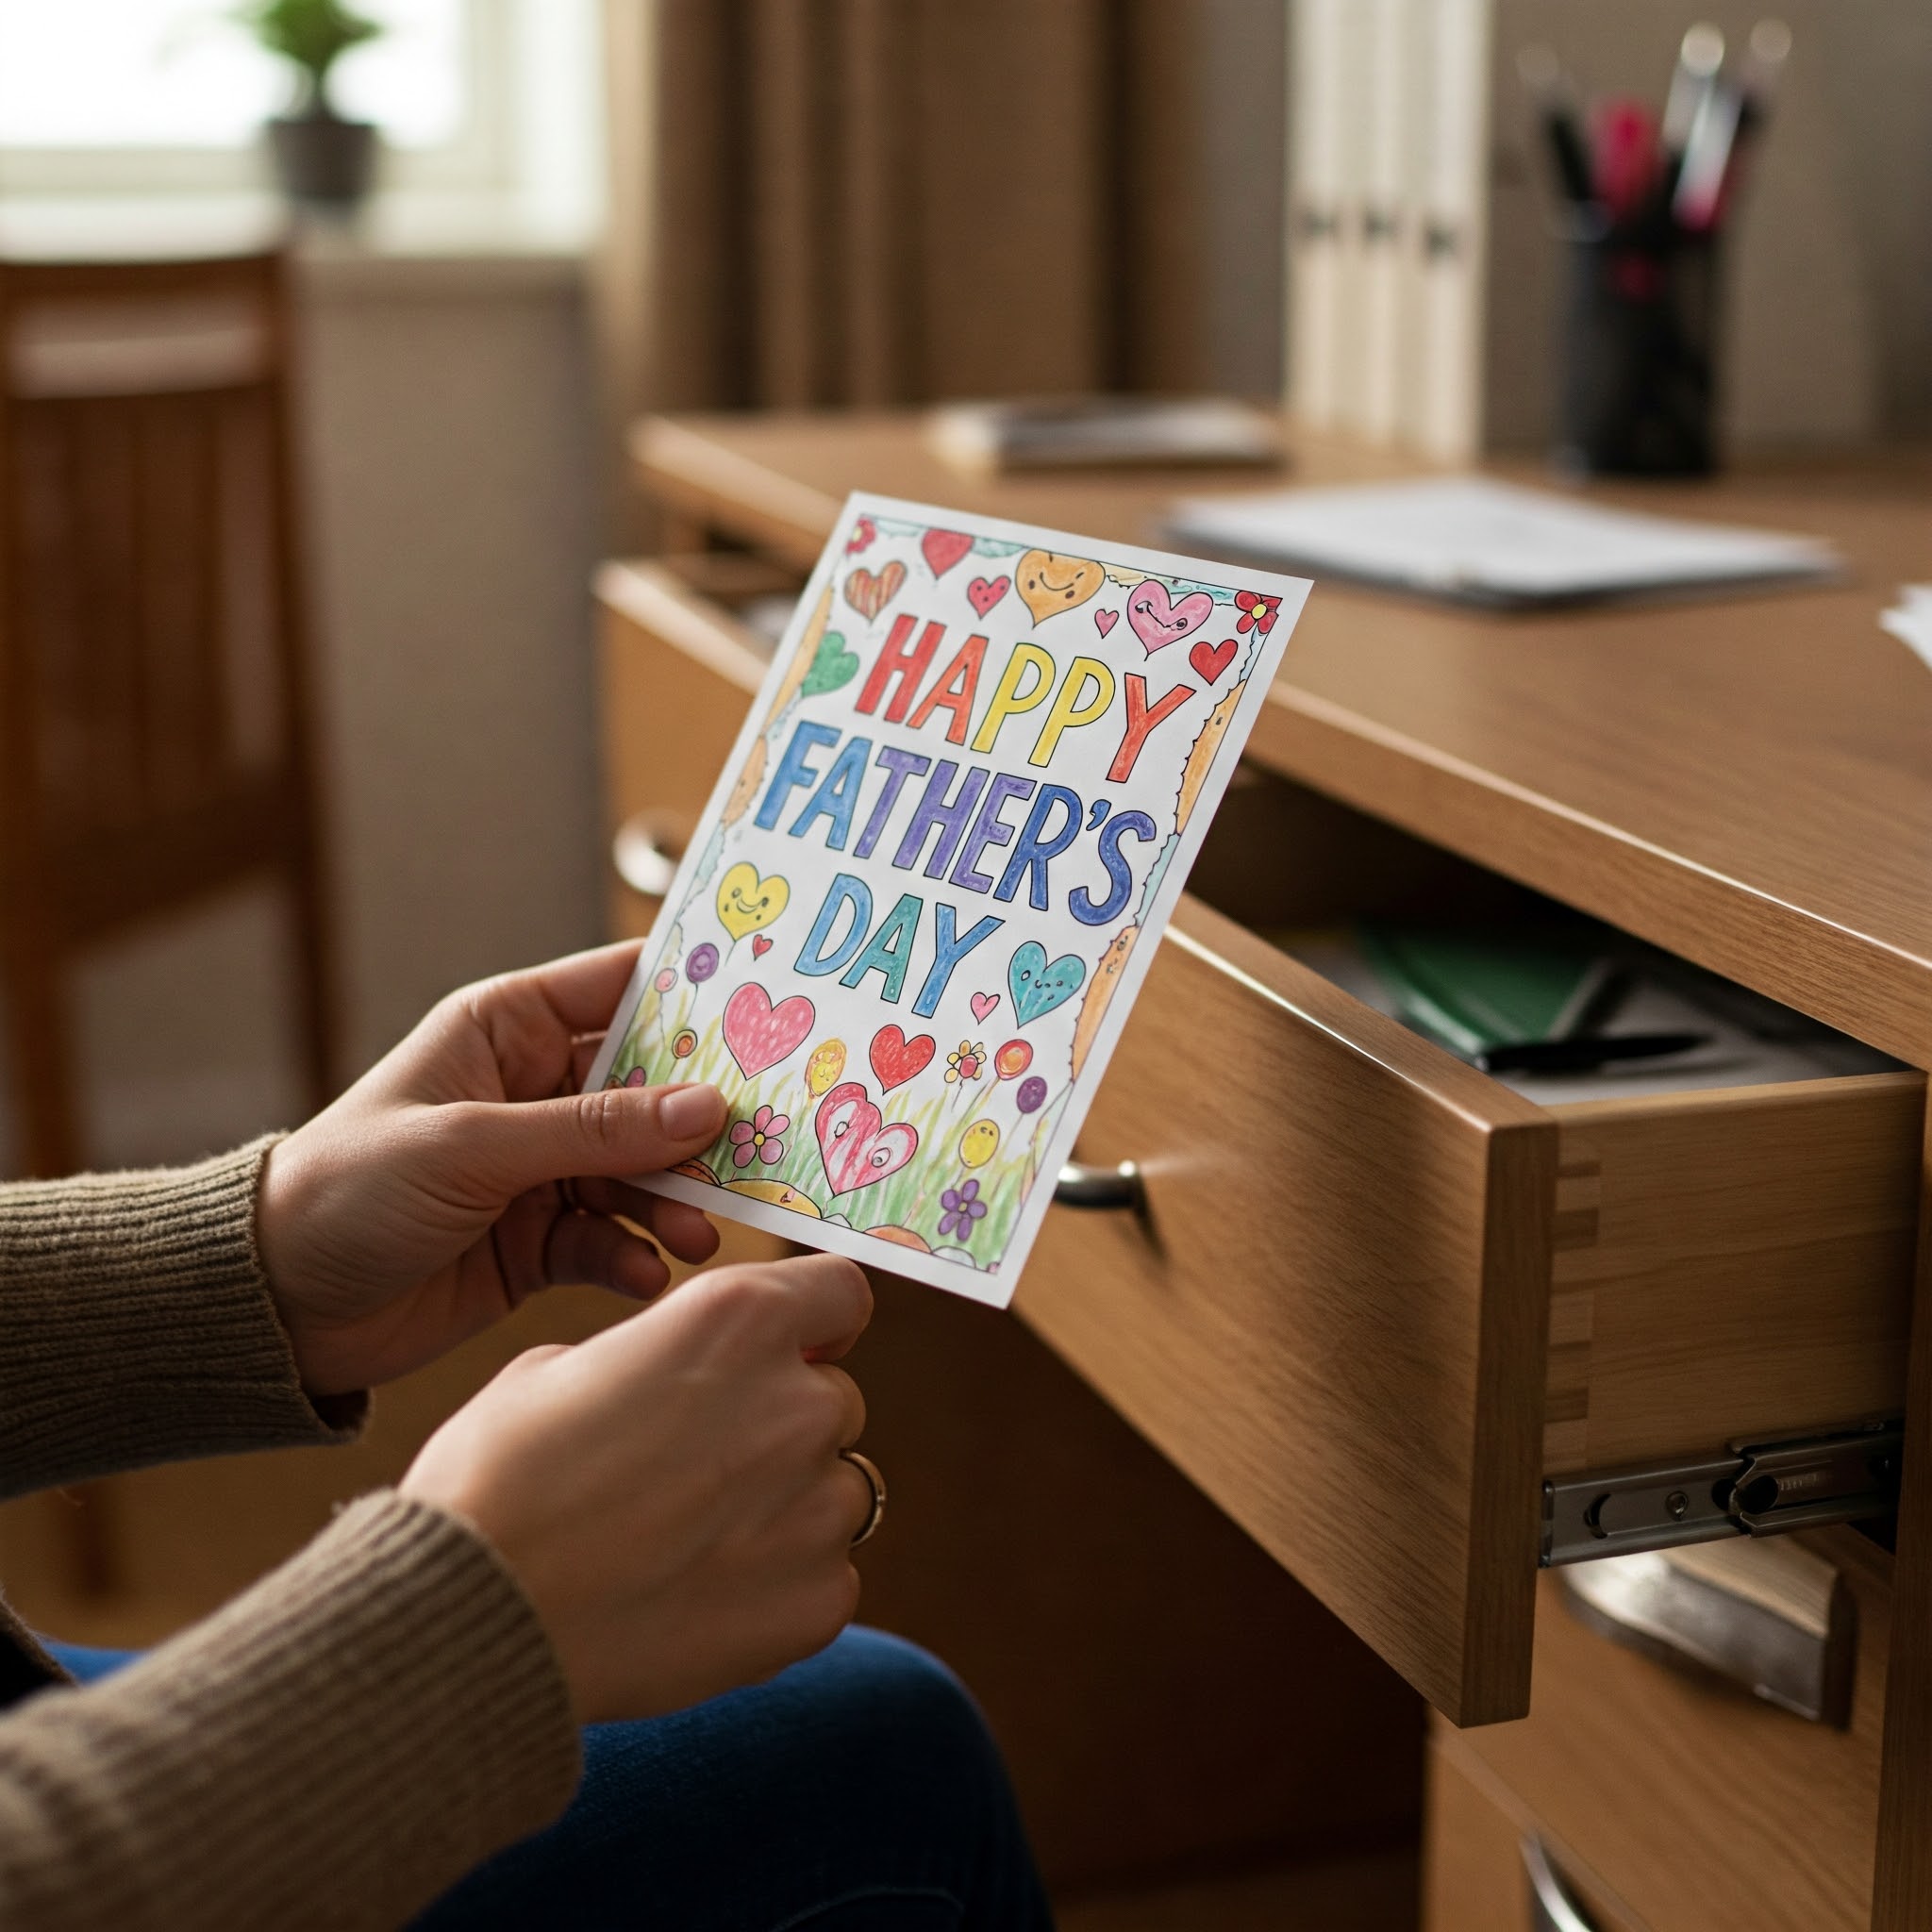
[268,109,377,211]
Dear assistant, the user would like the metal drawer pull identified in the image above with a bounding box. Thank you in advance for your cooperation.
[1054,1161,1144,1210]
[1559,1537,1855,1725]
[1523,1840,1599,1932]
[611,811,685,899]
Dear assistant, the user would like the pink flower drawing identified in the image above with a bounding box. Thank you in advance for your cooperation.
[728,1104,790,1168]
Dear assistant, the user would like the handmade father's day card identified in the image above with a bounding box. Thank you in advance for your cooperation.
[588,494,1309,1307]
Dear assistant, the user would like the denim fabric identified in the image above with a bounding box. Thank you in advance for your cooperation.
[46,1625,1052,1932]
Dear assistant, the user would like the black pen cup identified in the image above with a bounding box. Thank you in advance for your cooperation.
[1556,216,1719,477]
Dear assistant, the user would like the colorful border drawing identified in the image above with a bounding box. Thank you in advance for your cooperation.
[585,492,1309,1307]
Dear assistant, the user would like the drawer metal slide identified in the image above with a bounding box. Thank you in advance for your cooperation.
[1541,1422,1903,1566]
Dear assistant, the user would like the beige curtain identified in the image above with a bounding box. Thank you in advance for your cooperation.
[596,0,1220,456]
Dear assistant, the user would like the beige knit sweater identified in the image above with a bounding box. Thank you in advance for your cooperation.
[0,1141,582,1929]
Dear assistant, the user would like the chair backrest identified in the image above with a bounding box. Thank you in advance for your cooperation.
[0,252,315,929]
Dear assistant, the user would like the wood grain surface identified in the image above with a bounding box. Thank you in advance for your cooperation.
[632,412,1932,1066]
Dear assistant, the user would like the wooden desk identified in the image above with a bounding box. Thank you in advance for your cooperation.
[608,411,1932,1929]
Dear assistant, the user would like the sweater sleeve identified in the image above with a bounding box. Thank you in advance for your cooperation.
[0,1491,582,1931]
[0,1139,363,1497]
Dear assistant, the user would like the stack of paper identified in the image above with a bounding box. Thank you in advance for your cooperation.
[927,397,1281,475]
[1880,587,1932,674]
[1167,475,1840,608]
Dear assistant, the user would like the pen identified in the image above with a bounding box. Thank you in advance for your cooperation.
[1662,23,1725,166]
[1517,45,1595,206]
[1475,1032,1713,1075]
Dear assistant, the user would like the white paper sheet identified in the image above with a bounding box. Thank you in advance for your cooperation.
[587,494,1309,1307]
[1881,585,1932,674]
[1167,475,1840,607]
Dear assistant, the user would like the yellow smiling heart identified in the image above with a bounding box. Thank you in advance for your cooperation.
[716,861,790,942]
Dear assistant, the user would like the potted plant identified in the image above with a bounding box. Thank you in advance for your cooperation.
[237,0,386,210]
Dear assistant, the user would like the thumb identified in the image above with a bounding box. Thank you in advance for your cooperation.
[453,1083,725,1196]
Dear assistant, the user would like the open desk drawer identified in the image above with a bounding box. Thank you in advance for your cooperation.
[1017,804,1923,1725]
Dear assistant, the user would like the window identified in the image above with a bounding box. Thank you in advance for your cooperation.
[0,0,599,227]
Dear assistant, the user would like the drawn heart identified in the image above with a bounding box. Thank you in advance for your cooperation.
[970,991,1000,1024]
[751,934,774,959]
[815,1080,920,1196]
[1126,580,1215,655]
[869,1024,935,1092]
[922,528,974,578]
[716,861,789,941]
[845,516,877,555]
[800,629,861,699]
[1016,549,1105,625]
[844,560,907,622]
[722,981,816,1078]
[967,575,1009,618]
[1093,608,1119,638]
[1008,941,1086,1026]
[1188,636,1238,684]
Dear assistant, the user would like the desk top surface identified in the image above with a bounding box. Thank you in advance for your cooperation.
[633,412,1932,1066]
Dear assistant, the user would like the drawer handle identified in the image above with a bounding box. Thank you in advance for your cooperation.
[1523,1840,1600,1932]
[611,811,686,900]
[1054,1161,1144,1210]
[1559,1540,1855,1725]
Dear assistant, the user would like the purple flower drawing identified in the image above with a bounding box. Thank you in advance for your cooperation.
[938,1177,989,1241]
[729,1104,790,1168]
[688,942,720,984]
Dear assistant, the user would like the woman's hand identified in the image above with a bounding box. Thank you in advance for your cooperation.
[403,1253,875,1724]
[258,942,725,1397]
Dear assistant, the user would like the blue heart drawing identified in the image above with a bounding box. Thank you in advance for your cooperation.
[1008,941,1086,1026]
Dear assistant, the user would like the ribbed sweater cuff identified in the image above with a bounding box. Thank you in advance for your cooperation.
[0,1138,364,1494]
[0,1491,581,1931]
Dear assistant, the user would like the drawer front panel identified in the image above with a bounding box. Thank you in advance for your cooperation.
[1018,898,1557,1725]
[1456,1542,1887,1932]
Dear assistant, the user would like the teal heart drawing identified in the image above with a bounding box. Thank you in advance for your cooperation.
[1008,941,1086,1026]
[801,629,860,699]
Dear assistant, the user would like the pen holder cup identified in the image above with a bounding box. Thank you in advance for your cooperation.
[1557,221,1719,477]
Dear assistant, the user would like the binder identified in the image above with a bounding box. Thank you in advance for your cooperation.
[1287,0,1347,428]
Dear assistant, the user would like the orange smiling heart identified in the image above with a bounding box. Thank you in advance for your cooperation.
[1015,549,1105,625]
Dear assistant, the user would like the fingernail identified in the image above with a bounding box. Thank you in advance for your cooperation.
[661,1084,724,1138]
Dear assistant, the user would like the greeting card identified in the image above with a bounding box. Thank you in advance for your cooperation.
[587,493,1309,1307]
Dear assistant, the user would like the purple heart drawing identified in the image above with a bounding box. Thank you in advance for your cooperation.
[1125,580,1214,655]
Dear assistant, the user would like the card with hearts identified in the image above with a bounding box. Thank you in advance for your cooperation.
[586,492,1309,1306]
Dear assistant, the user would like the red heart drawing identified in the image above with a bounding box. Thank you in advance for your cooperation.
[921,528,974,578]
[1126,580,1214,655]
[751,934,774,959]
[970,991,999,1023]
[721,981,815,1078]
[869,1024,935,1092]
[815,1081,920,1196]
[1189,637,1238,684]
[1093,608,1119,638]
[845,516,877,555]
[967,575,1009,618]
[843,560,907,622]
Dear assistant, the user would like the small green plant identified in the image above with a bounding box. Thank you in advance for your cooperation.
[232,0,384,115]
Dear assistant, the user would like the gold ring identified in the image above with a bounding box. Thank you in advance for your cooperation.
[839,1448,887,1548]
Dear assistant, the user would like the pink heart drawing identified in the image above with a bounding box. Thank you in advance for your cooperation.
[844,560,907,623]
[721,981,815,1078]
[970,991,1000,1023]
[751,934,774,959]
[845,516,877,555]
[1188,637,1238,684]
[815,1080,920,1197]
[921,528,974,578]
[967,575,1009,618]
[1125,580,1214,655]
[1093,608,1119,638]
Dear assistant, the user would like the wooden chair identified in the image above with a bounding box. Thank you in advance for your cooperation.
[0,252,334,1179]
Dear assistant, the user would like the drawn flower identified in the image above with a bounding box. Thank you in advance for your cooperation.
[625,1067,649,1088]
[672,1028,698,1059]
[939,1178,989,1241]
[945,1041,986,1084]
[687,942,719,983]
[1234,589,1280,636]
[729,1104,790,1169]
[1015,1075,1048,1114]
[993,1039,1032,1081]
[654,967,677,992]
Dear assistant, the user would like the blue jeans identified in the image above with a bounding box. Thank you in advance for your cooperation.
[49,1627,1052,1932]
